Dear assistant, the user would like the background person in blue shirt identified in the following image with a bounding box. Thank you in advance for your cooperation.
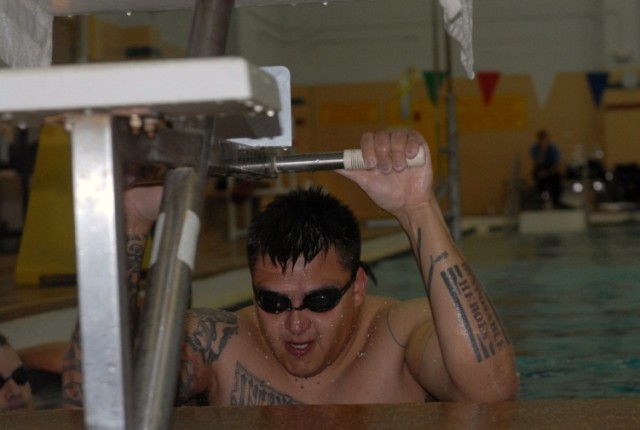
[530,129,568,209]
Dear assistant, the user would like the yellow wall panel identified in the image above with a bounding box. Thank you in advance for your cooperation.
[16,125,75,286]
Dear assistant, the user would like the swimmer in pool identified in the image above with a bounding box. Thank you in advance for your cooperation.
[0,333,33,412]
[62,130,519,406]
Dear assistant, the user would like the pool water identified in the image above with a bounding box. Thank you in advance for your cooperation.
[368,223,640,400]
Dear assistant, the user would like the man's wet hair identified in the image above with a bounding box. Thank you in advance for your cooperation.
[247,186,361,275]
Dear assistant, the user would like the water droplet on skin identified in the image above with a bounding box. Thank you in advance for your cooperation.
[356,352,365,358]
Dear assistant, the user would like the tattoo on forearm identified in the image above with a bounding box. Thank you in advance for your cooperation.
[125,233,147,330]
[425,251,449,298]
[440,263,510,363]
[61,325,84,408]
[230,363,301,406]
[60,234,149,409]
[176,355,198,405]
[125,234,146,283]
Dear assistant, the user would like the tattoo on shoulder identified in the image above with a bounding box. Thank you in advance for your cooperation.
[440,262,511,363]
[187,308,239,365]
[230,363,301,406]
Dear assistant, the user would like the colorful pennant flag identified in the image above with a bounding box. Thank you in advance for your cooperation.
[586,72,609,107]
[477,71,501,106]
[531,71,556,108]
[422,70,447,105]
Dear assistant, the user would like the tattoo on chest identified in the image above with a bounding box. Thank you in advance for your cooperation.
[187,309,239,364]
[230,363,301,406]
[440,262,510,363]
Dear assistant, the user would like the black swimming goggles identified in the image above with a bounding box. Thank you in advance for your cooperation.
[0,365,29,390]
[253,273,356,314]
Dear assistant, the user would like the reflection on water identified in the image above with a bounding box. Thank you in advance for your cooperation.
[369,223,640,399]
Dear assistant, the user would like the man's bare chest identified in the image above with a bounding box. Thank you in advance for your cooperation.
[211,336,424,406]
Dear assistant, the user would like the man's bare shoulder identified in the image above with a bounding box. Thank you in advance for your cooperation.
[183,308,241,366]
[362,295,398,314]
[386,296,433,329]
[186,307,238,324]
[363,296,433,347]
[363,295,431,320]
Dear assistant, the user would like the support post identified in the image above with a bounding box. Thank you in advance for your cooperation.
[444,33,462,243]
[132,1,232,428]
[133,136,210,430]
[70,113,133,430]
[187,0,234,58]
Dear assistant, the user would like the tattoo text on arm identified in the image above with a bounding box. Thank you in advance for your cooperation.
[440,263,510,363]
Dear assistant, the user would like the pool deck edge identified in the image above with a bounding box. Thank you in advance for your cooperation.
[2,398,639,429]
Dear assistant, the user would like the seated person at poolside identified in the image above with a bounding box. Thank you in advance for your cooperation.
[1,333,33,412]
[18,342,69,410]
[530,129,569,209]
[18,342,68,376]
[62,130,519,406]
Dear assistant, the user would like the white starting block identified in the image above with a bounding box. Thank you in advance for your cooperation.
[0,57,282,136]
[0,55,289,430]
[519,209,587,234]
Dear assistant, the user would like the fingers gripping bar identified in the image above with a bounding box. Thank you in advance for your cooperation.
[342,145,427,170]
[274,145,427,173]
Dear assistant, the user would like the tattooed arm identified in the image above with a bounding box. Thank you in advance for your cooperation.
[339,130,518,402]
[61,185,163,408]
[176,308,239,405]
